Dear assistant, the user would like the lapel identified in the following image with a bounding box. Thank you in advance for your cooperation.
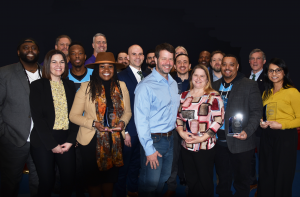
[85,84,97,120]
[126,67,138,86]
[62,79,72,111]
[15,62,30,95]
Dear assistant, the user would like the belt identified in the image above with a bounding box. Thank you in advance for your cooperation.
[151,130,173,137]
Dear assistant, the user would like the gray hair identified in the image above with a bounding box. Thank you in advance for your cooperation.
[175,46,188,55]
[249,48,266,60]
[92,33,106,43]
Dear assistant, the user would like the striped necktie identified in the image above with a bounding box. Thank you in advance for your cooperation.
[137,71,144,80]
[251,74,256,81]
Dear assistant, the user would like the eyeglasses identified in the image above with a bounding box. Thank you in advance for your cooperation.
[268,69,283,74]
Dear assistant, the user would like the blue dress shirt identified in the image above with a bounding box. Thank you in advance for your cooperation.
[134,69,180,156]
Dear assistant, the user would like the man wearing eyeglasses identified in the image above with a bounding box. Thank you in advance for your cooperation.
[85,33,107,65]
[248,49,266,195]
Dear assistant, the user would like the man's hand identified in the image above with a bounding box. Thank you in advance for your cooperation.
[124,133,131,147]
[233,130,247,140]
[146,151,162,169]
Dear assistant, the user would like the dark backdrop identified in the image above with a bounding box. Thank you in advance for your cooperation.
[1,0,299,88]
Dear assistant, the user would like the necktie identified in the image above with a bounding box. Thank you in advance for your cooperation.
[252,74,256,81]
[137,71,144,80]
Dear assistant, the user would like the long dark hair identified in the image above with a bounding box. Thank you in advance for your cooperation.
[262,58,294,101]
[87,63,122,101]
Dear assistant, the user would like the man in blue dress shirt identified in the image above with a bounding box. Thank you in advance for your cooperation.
[134,43,180,197]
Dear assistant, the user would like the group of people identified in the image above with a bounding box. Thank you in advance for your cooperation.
[0,33,299,197]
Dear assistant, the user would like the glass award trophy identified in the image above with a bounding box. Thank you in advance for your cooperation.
[227,113,243,136]
[104,106,115,128]
[263,103,277,121]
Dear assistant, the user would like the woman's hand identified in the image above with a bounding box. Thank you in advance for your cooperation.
[260,119,269,129]
[52,145,63,154]
[95,122,111,132]
[111,121,125,132]
[61,143,73,152]
[267,121,282,129]
[185,133,210,144]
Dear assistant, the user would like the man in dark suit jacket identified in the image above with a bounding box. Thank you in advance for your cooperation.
[0,38,40,197]
[116,44,145,197]
[212,54,262,197]
[247,49,266,192]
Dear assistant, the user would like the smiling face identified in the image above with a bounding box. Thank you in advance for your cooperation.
[50,54,65,81]
[99,63,114,81]
[174,55,191,75]
[249,52,266,74]
[117,52,129,66]
[93,36,107,54]
[210,53,223,72]
[221,57,239,83]
[18,41,39,64]
[55,38,71,56]
[268,63,284,85]
[128,45,144,69]
[191,68,208,89]
[69,45,86,68]
[198,51,211,67]
[155,50,174,78]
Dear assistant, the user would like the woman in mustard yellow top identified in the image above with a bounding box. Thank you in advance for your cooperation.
[257,58,300,197]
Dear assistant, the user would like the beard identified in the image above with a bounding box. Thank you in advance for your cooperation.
[147,63,156,68]
[212,65,221,72]
[19,51,39,64]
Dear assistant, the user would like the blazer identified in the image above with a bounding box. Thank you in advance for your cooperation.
[117,67,145,137]
[69,81,132,146]
[0,62,42,147]
[29,78,79,150]
[247,71,265,95]
[212,76,263,154]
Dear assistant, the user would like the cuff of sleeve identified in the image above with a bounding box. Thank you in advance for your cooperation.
[280,122,286,130]
[125,131,129,134]
[145,145,156,157]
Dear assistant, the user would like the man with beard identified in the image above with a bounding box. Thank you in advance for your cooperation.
[212,55,262,197]
[164,54,191,197]
[40,35,72,69]
[68,42,93,90]
[0,38,40,197]
[135,43,180,197]
[85,33,107,65]
[209,50,225,82]
[116,45,145,197]
[116,50,129,67]
[198,50,211,70]
[143,49,156,76]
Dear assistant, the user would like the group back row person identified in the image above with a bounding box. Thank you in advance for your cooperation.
[0,35,299,197]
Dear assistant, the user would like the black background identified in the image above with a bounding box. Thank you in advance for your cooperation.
[1,0,299,88]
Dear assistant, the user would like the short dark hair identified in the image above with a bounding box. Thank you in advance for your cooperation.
[210,50,225,62]
[116,50,128,60]
[155,43,175,59]
[146,49,155,57]
[175,54,190,64]
[223,54,239,64]
[68,41,85,54]
[55,35,72,45]
[42,50,68,80]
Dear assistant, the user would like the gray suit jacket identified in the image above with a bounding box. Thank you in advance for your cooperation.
[0,62,41,147]
[212,76,263,153]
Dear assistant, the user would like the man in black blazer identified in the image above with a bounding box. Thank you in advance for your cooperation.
[116,44,145,197]
[0,38,40,197]
[212,54,262,197]
[247,49,266,192]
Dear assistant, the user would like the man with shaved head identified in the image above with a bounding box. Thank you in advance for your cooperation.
[116,45,145,197]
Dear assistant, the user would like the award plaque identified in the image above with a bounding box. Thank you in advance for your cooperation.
[227,113,243,136]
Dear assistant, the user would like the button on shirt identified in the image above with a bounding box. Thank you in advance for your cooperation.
[134,69,180,156]
[249,69,263,81]
[129,65,143,83]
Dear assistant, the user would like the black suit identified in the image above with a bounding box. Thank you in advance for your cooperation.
[29,78,78,197]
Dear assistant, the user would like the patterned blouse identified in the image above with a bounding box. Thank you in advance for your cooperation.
[50,80,69,130]
[176,91,224,151]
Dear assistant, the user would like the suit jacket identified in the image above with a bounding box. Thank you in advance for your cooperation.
[247,71,265,95]
[117,67,145,137]
[69,81,132,145]
[29,78,79,150]
[0,62,42,147]
[212,76,263,153]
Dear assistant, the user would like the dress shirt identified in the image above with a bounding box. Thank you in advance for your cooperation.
[134,69,180,156]
[249,69,263,81]
[212,71,222,82]
[85,54,96,65]
[129,65,143,83]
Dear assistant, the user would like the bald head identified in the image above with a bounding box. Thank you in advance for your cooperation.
[198,50,211,67]
[128,45,144,69]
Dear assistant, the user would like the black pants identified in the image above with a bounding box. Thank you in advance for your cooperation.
[30,130,75,197]
[250,135,260,185]
[215,143,254,197]
[257,128,298,197]
[181,146,215,197]
[0,137,39,197]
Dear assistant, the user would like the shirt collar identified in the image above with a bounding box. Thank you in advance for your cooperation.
[129,65,141,73]
[251,69,263,79]
[152,68,175,85]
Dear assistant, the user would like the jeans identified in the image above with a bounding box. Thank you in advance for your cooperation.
[138,132,174,197]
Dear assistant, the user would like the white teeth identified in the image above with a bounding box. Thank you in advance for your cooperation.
[27,54,33,57]
[103,73,110,76]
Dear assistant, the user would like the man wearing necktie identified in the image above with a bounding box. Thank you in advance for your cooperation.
[248,49,266,195]
[116,45,145,197]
